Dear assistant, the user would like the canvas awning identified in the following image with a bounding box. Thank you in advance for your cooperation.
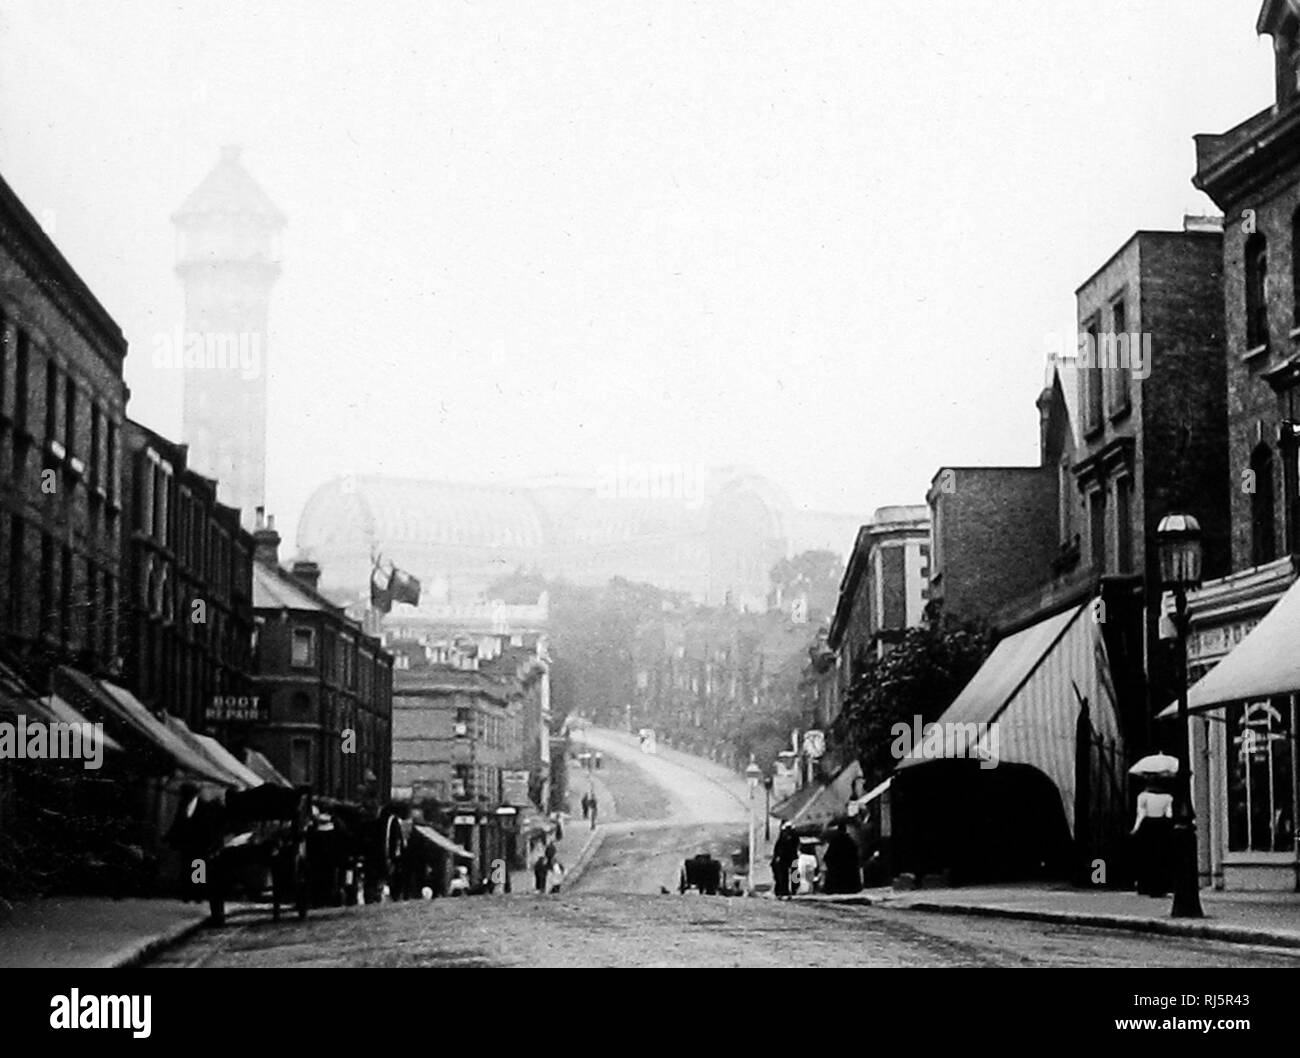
[895,601,1123,833]
[55,668,239,786]
[772,760,863,830]
[846,777,891,819]
[42,694,125,755]
[1158,576,1300,716]
[244,748,294,788]
[412,824,474,861]
[161,714,260,788]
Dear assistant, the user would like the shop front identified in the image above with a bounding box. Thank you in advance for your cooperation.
[1169,557,1300,891]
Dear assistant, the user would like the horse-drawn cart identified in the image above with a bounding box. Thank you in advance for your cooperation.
[170,784,314,926]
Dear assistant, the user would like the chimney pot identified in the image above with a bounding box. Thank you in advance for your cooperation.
[291,559,322,593]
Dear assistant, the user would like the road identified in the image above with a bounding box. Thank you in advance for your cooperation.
[149,728,1300,968]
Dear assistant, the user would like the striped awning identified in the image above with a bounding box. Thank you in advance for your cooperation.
[896,601,1124,833]
[1158,574,1300,715]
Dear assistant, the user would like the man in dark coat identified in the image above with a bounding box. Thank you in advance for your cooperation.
[771,823,799,898]
[823,823,862,894]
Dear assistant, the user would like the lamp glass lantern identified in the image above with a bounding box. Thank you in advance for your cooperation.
[1156,513,1203,590]
[745,756,762,789]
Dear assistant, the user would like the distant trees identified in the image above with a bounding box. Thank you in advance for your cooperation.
[769,549,843,623]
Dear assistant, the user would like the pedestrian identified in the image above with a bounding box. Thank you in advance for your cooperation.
[1131,778,1174,896]
[580,793,590,820]
[771,822,799,899]
[533,848,550,893]
[588,793,598,830]
[448,865,471,897]
[595,752,603,770]
[554,814,564,841]
[547,852,565,894]
[823,822,862,894]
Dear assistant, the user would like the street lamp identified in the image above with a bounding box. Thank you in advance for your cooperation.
[1156,512,1204,919]
[745,756,762,894]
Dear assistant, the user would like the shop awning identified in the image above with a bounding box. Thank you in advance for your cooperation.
[161,714,260,788]
[895,601,1124,833]
[55,668,239,786]
[846,777,891,819]
[244,748,294,788]
[412,824,474,861]
[772,760,863,830]
[42,694,125,755]
[0,657,60,725]
[771,781,823,823]
[1159,576,1300,716]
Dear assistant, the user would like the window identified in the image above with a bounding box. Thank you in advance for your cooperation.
[1293,209,1300,329]
[14,330,28,433]
[291,627,316,667]
[290,739,313,786]
[292,691,312,718]
[1084,319,1103,433]
[1058,458,1073,544]
[89,404,101,490]
[1109,298,1131,415]
[105,419,117,503]
[63,374,76,457]
[1246,232,1269,351]
[1089,488,1108,573]
[39,533,54,636]
[1226,700,1294,853]
[45,361,58,443]
[1251,444,1276,567]
[60,545,73,646]
[1111,476,1133,573]
[7,516,23,628]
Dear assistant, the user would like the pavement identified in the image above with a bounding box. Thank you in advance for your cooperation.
[784,882,1300,950]
[0,896,211,969]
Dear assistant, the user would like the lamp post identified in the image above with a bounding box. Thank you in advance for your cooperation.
[764,774,774,841]
[1155,513,1205,919]
[745,756,762,894]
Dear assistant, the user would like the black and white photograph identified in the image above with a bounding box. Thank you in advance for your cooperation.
[0,0,1297,1036]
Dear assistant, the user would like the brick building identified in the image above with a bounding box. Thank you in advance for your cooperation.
[0,171,128,690]
[249,513,393,805]
[389,633,549,885]
[120,418,256,730]
[1178,0,1300,891]
[926,465,1058,626]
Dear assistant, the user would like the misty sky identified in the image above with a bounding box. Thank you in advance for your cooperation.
[0,1,1275,554]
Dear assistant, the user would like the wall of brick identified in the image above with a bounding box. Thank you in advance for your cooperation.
[929,466,1058,625]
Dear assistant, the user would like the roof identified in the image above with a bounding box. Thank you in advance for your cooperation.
[253,560,343,613]
[172,146,286,227]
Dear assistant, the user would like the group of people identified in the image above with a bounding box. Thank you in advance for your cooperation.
[533,842,565,894]
[770,821,863,898]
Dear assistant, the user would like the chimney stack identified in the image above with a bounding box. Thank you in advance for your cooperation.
[253,509,281,567]
[291,558,321,593]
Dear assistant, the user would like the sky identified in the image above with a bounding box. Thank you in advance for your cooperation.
[0,0,1277,554]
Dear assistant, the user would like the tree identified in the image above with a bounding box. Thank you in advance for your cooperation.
[832,615,991,789]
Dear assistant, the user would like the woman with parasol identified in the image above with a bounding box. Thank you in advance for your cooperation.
[1129,752,1177,896]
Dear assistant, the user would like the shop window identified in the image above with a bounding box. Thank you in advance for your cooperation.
[1226,699,1295,853]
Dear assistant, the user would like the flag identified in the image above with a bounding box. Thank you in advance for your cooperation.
[388,566,421,607]
[370,557,393,614]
